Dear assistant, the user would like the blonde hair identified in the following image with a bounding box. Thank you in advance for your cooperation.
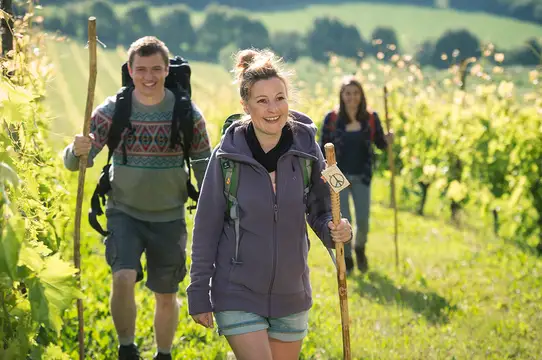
[233,48,293,102]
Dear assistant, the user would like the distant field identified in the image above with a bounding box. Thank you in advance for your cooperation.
[39,1,542,53]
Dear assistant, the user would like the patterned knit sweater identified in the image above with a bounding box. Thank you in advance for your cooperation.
[63,89,211,222]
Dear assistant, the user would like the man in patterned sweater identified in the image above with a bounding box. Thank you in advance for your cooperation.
[63,37,211,360]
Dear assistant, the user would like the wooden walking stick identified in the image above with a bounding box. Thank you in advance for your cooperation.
[383,85,399,270]
[323,143,351,360]
[74,16,97,359]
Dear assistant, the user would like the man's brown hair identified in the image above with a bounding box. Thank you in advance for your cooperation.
[127,36,169,67]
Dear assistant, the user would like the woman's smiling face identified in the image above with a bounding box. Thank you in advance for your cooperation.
[243,77,289,137]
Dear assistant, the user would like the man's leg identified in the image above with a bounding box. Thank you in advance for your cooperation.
[104,209,146,358]
[145,217,188,358]
[154,293,180,354]
[111,270,138,345]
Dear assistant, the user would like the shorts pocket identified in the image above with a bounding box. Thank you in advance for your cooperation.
[103,208,123,267]
[104,234,117,267]
[173,250,187,285]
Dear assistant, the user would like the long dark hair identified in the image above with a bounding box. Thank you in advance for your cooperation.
[338,76,370,126]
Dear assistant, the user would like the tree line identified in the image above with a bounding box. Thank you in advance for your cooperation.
[40,2,541,68]
[38,0,542,25]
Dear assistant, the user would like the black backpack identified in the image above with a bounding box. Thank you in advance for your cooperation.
[89,56,198,237]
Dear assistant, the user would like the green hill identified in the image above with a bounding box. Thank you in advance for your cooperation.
[39,1,542,53]
[219,2,542,52]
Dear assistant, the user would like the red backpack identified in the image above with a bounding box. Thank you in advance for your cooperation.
[327,109,376,141]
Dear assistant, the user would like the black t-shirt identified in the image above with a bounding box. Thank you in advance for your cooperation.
[337,129,371,175]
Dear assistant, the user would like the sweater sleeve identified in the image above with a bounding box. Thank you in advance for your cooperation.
[186,147,227,315]
[62,103,113,171]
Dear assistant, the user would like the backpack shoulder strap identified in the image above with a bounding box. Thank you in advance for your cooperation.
[170,87,193,151]
[169,86,198,204]
[220,158,242,264]
[328,110,338,130]
[222,113,243,135]
[299,157,312,197]
[299,157,313,214]
[108,86,134,164]
[221,158,239,212]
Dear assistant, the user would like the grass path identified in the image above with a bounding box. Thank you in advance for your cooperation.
[44,40,82,140]
[96,46,123,96]
[68,41,108,105]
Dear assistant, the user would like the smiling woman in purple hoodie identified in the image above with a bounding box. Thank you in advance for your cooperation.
[186,49,353,360]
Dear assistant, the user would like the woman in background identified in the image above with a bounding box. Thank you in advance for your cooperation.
[320,76,394,274]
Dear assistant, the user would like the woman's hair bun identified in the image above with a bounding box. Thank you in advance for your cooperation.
[235,49,258,73]
[232,48,294,101]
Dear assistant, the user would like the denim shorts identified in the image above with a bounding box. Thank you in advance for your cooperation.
[214,310,309,342]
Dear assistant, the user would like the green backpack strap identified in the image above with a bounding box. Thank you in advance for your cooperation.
[299,157,312,200]
[222,113,243,135]
[220,158,242,264]
[221,155,336,268]
[221,158,238,211]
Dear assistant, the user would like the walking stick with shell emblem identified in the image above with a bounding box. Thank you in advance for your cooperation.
[323,143,351,360]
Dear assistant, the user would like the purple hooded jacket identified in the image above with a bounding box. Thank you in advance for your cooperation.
[187,112,334,318]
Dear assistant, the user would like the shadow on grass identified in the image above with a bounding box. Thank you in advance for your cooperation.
[373,199,495,242]
[352,271,457,324]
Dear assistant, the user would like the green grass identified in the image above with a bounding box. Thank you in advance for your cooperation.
[38,1,542,53]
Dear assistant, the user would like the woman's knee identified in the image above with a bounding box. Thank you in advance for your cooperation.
[227,330,273,360]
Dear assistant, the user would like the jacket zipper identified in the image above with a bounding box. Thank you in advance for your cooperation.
[229,157,279,315]
[268,176,278,316]
[222,152,314,315]
[265,153,313,315]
